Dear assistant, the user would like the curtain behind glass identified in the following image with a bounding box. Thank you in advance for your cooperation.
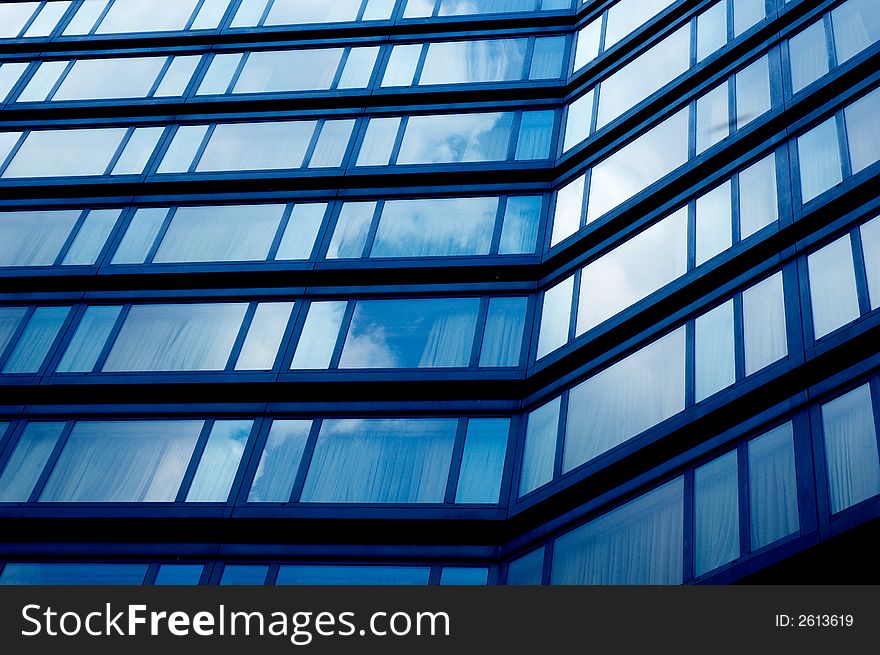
[478,297,526,367]
[821,385,880,513]
[248,420,312,502]
[186,420,252,502]
[0,211,79,267]
[748,423,799,550]
[0,423,66,502]
[39,421,204,502]
[519,398,560,496]
[551,478,684,584]
[694,450,740,576]
[300,419,457,503]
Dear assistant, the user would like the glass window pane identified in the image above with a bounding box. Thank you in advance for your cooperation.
[355,117,400,167]
[822,385,880,513]
[596,24,690,129]
[340,298,479,368]
[62,208,121,266]
[551,478,684,584]
[102,303,248,372]
[96,0,199,33]
[507,547,544,585]
[3,128,126,178]
[860,216,880,309]
[537,274,573,358]
[563,90,593,152]
[577,208,687,334]
[154,55,201,97]
[363,0,396,20]
[519,398,560,496]
[111,127,164,176]
[276,565,430,585]
[0,2,40,38]
[695,300,736,402]
[808,235,860,339]
[0,423,66,502]
[26,1,70,38]
[54,57,167,101]
[0,563,148,586]
[327,202,375,259]
[111,207,168,265]
[196,121,316,172]
[157,124,209,173]
[308,119,354,168]
[56,305,122,373]
[844,87,880,175]
[499,195,541,254]
[371,197,497,258]
[0,210,80,267]
[39,421,204,502]
[735,55,771,130]
[191,0,230,29]
[0,62,29,102]
[0,307,28,356]
[219,564,268,585]
[234,49,343,93]
[564,328,686,471]
[154,564,204,585]
[247,420,312,503]
[2,306,70,374]
[515,110,554,160]
[186,420,252,502]
[275,203,326,260]
[742,272,788,375]
[300,419,457,503]
[587,108,689,223]
[290,301,346,369]
[790,21,829,94]
[338,46,380,89]
[831,0,880,63]
[235,302,294,371]
[437,0,539,16]
[697,1,726,62]
[604,0,676,49]
[154,204,285,263]
[456,418,509,504]
[397,112,514,164]
[230,0,268,27]
[696,181,732,265]
[749,423,799,550]
[440,567,489,585]
[739,154,778,238]
[733,0,765,36]
[798,118,842,203]
[63,0,108,35]
[696,82,729,154]
[265,0,362,25]
[573,19,601,70]
[530,35,565,80]
[551,175,585,246]
[694,451,739,576]
[382,44,422,87]
[480,297,526,367]
[420,39,528,85]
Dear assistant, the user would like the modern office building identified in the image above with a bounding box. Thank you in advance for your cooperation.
[0,0,877,586]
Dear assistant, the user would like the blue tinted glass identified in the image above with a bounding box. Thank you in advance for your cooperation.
[57,306,122,373]
[0,563,149,585]
[479,297,526,367]
[0,423,66,502]
[154,564,204,585]
[455,419,509,503]
[519,398,560,496]
[439,567,489,585]
[339,298,480,368]
[529,36,565,79]
[694,451,739,576]
[506,548,544,585]
[248,420,312,503]
[220,564,269,585]
[186,421,252,502]
[397,113,514,164]
[276,565,430,585]
[300,419,457,503]
[62,209,121,266]
[499,196,541,254]
[0,211,80,267]
[515,111,554,160]
[748,423,799,549]
[2,307,70,374]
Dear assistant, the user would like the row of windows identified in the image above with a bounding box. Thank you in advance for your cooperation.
[0,295,529,375]
[523,270,790,496]
[0,211,878,377]
[0,196,541,270]
[0,34,569,106]
[0,109,556,180]
[0,0,579,41]
[0,416,510,505]
[0,562,490,585]
[540,152,779,358]
[509,375,880,583]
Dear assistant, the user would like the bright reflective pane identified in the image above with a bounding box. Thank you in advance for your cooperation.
[536,274,573,358]
[327,202,375,259]
[0,2,39,38]
[235,302,294,371]
[248,420,312,503]
[186,420,252,502]
[696,181,732,265]
[499,195,541,254]
[604,0,676,49]
[275,203,326,260]
[111,207,169,265]
[790,21,829,94]
[519,398,560,496]
[235,49,344,93]
[2,306,69,374]
[798,118,842,203]
[860,216,880,309]
[808,236,860,339]
[397,112,514,164]
[695,300,735,402]
[62,209,121,266]
[420,39,528,85]
[696,82,729,154]
[96,0,199,33]
[742,273,788,375]
[54,57,167,101]
[3,128,126,178]
[831,0,880,63]
[694,451,739,576]
[844,87,880,174]
[455,418,509,503]
[479,297,526,367]
[265,0,362,25]
[739,154,778,239]
[0,210,80,267]
[196,121,316,172]
[290,301,346,369]
[56,305,122,373]
[0,423,66,502]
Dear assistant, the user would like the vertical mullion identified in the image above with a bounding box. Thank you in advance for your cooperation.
[232,417,273,505]
[91,303,131,373]
[851,227,872,316]
[683,469,695,582]
[187,123,216,173]
[288,418,323,503]
[267,203,295,261]
[226,50,250,93]
[221,418,263,516]
[143,206,178,264]
[836,111,852,180]
[175,419,216,503]
[328,301,355,370]
[731,171,742,244]
[54,209,91,266]
[301,120,325,169]
[733,293,745,381]
[685,319,696,408]
[444,418,469,504]
[522,36,537,81]
[686,200,696,271]
[0,306,36,371]
[469,297,490,369]
[808,403,832,530]
[225,302,259,372]
[331,48,352,90]
[489,195,507,255]
[737,441,751,557]
[360,200,385,258]
[387,114,408,165]
[553,391,569,480]
[792,411,818,535]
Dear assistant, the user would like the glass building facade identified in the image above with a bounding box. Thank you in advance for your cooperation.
[0,0,878,585]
